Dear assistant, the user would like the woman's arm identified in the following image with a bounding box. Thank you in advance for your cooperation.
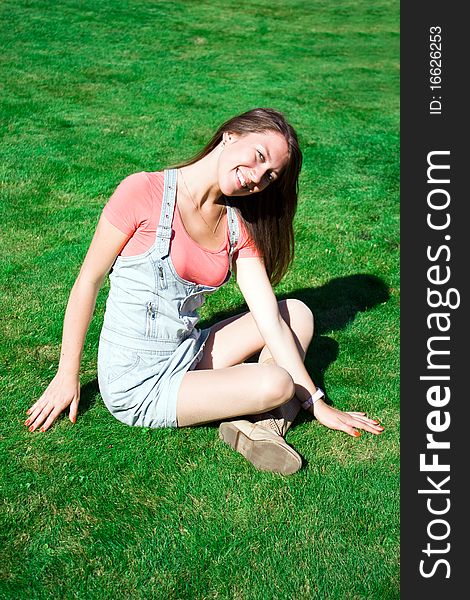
[235,257,384,437]
[25,215,131,432]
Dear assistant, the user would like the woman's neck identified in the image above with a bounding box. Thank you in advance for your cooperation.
[178,148,224,209]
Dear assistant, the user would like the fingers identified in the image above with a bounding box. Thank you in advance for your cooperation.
[25,372,80,432]
[312,402,385,438]
[26,393,46,416]
[336,413,384,437]
[25,395,79,432]
[357,423,384,435]
[41,406,65,432]
[69,397,79,424]
[347,413,382,426]
[24,399,49,431]
[24,402,55,432]
[342,423,381,438]
[26,403,37,416]
[350,418,384,435]
[349,415,383,427]
[343,425,361,437]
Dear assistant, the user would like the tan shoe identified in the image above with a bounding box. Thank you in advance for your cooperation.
[252,396,302,437]
[219,419,302,475]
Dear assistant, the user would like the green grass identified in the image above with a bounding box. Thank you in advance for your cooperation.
[0,1,399,598]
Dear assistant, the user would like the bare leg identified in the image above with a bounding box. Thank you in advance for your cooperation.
[176,299,314,427]
[176,363,295,427]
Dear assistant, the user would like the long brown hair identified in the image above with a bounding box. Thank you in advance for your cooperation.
[171,107,302,286]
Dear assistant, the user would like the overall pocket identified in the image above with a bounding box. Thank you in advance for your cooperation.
[99,341,141,386]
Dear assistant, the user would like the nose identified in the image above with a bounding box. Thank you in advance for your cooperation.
[249,166,267,186]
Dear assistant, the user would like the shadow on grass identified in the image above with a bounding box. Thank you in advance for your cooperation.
[79,273,389,424]
[77,379,100,417]
[200,273,390,429]
[284,272,390,425]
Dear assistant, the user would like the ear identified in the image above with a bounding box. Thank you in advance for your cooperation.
[222,130,238,144]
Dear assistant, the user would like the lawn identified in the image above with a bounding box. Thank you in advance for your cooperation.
[0,1,399,598]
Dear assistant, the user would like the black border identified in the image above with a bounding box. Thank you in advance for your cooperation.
[401,3,467,596]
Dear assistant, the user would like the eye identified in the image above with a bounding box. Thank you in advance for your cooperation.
[257,150,265,161]
[266,172,274,182]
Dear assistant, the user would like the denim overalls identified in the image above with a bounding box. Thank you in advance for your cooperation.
[97,168,239,428]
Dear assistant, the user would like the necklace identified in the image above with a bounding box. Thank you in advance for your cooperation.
[178,169,225,235]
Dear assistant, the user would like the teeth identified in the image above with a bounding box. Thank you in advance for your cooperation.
[237,170,248,188]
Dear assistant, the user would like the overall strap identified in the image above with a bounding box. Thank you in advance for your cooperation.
[226,204,240,271]
[156,169,178,258]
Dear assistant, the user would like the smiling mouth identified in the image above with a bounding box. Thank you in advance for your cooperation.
[236,169,251,190]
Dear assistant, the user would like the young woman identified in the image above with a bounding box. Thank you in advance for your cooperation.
[24,108,384,475]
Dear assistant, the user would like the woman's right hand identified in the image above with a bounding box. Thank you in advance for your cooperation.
[23,214,130,434]
[24,371,80,432]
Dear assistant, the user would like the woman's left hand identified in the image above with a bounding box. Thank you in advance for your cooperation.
[312,399,384,437]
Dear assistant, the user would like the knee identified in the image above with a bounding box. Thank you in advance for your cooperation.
[283,298,315,342]
[258,365,295,411]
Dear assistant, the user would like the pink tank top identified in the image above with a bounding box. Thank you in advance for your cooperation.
[103,171,260,287]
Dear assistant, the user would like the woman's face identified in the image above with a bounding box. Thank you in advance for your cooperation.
[217,130,290,196]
